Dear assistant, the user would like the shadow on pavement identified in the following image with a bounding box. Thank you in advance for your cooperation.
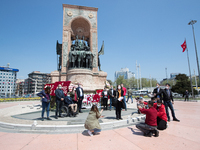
[127,127,143,136]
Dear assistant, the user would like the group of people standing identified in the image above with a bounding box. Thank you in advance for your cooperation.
[37,83,84,121]
[37,82,180,138]
[101,83,127,120]
[136,83,180,137]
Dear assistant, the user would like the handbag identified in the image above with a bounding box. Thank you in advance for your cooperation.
[112,98,117,106]
[121,99,125,109]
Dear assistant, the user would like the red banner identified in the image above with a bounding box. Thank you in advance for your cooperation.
[44,81,71,96]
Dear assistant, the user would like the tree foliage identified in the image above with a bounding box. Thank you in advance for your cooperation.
[171,74,198,95]
[114,76,158,89]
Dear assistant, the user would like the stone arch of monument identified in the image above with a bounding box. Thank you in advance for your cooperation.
[70,17,91,40]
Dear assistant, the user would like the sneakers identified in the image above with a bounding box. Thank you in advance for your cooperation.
[41,117,44,121]
[88,130,93,136]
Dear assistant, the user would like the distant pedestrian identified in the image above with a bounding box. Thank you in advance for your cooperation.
[102,87,108,110]
[184,90,189,101]
[85,105,103,136]
[55,84,65,119]
[127,88,133,103]
[115,85,124,120]
[121,84,127,111]
[76,83,84,113]
[108,85,115,111]
[37,86,52,121]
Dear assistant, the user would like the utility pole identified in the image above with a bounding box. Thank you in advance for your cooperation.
[139,64,142,89]
[188,20,200,86]
[165,68,168,83]
[194,69,198,91]
[185,42,194,99]
[150,75,152,89]
[136,61,139,90]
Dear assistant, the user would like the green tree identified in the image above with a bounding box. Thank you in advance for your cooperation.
[115,75,128,87]
[161,79,176,87]
[171,74,197,95]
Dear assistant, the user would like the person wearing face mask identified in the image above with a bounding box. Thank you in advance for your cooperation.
[153,83,163,101]
[153,100,167,130]
[55,84,65,119]
[115,85,124,120]
[156,83,180,122]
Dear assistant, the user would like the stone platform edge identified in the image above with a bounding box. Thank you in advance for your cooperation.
[0,115,145,134]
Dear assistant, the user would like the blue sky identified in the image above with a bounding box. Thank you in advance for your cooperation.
[0,0,200,82]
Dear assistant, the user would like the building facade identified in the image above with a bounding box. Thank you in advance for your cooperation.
[0,66,19,97]
[27,71,51,94]
[115,68,135,80]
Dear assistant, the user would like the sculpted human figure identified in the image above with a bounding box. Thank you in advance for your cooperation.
[81,51,86,68]
[74,35,80,51]
[71,51,77,68]
[77,51,81,68]
[85,51,91,68]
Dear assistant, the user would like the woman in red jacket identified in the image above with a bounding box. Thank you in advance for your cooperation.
[153,100,167,130]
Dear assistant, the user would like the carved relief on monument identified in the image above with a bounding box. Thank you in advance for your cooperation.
[63,42,68,67]
[92,32,97,68]
[63,31,68,41]
[64,8,97,28]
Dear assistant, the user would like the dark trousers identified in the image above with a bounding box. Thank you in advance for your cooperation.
[116,100,123,119]
[78,97,83,112]
[103,98,108,110]
[185,96,189,101]
[164,101,176,120]
[136,123,157,135]
[55,100,63,117]
[157,117,167,130]
[41,101,50,118]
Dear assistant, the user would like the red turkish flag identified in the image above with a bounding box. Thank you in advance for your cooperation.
[181,40,187,52]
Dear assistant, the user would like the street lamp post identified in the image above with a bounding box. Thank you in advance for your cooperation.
[188,20,200,86]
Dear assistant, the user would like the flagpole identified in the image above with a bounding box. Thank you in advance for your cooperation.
[186,40,194,99]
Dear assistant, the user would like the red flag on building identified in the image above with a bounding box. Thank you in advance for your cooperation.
[181,40,187,52]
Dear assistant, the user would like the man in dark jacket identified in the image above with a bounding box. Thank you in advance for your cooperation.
[157,83,180,122]
[76,83,84,113]
[153,83,163,101]
[184,90,189,101]
[55,84,65,119]
[136,101,159,137]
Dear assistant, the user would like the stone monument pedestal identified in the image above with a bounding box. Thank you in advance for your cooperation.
[66,69,107,92]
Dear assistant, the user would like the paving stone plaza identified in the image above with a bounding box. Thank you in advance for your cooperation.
[0,100,200,150]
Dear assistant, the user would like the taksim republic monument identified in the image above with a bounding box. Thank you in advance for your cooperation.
[51,4,107,92]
